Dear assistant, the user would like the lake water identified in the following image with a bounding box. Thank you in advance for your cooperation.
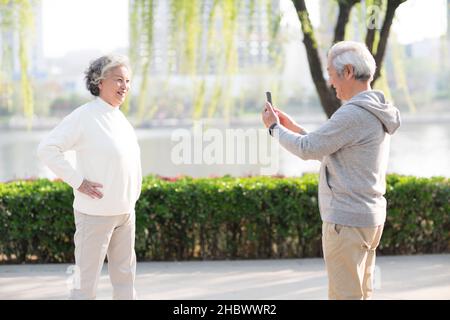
[0,116,449,182]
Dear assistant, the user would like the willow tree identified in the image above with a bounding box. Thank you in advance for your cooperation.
[293,0,407,118]
[0,0,35,122]
[128,0,281,122]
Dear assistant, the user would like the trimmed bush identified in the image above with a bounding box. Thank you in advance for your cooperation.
[0,174,448,263]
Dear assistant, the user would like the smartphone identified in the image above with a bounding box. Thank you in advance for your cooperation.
[266,91,272,105]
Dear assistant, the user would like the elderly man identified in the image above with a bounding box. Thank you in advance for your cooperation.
[262,41,401,300]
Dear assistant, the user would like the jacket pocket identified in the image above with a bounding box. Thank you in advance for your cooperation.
[319,163,333,194]
[324,165,333,191]
[318,163,333,212]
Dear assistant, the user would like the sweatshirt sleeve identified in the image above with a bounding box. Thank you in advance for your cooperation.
[37,109,84,189]
[273,108,359,161]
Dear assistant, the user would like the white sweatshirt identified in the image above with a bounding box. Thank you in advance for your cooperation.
[37,97,142,216]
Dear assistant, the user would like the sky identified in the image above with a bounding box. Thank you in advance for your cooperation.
[393,0,447,44]
[42,0,448,59]
[42,0,129,58]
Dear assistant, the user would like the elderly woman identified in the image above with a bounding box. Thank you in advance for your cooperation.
[38,54,142,300]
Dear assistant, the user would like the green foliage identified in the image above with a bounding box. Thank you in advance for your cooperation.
[0,0,36,123]
[0,174,448,263]
[382,175,450,254]
[0,179,74,263]
[129,0,284,122]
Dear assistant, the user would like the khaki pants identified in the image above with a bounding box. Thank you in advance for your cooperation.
[70,210,137,300]
[322,221,384,300]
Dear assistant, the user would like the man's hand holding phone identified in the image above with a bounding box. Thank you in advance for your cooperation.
[273,107,299,132]
[262,91,279,128]
[262,91,306,134]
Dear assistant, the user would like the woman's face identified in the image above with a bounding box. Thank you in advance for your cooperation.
[98,66,130,107]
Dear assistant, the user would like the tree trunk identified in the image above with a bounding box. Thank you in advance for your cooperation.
[293,0,405,118]
[334,0,361,43]
[293,0,341,118]
[372,0,406,84]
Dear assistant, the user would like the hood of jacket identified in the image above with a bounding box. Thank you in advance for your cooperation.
[345,90,401,134]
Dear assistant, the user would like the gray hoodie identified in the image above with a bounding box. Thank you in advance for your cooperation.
[274,90,401,227]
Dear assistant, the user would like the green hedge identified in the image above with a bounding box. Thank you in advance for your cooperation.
[0,174,448,263]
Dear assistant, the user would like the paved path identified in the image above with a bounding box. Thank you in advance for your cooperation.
[0,254,449,300]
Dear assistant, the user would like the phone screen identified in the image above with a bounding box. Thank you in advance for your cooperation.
[266,91,272,104]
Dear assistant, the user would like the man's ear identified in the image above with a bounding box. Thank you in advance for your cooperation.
[344,65,354,80]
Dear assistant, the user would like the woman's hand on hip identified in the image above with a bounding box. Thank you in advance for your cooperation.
[77,179,104,199]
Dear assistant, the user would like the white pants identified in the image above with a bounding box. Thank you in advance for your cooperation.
[70,210,137,300]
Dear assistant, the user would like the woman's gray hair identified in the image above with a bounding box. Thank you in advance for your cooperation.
[84,54,131,96]
[328,41,376,81]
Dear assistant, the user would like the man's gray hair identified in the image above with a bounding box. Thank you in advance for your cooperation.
[84,54,131,96]
[328,41,376,81]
